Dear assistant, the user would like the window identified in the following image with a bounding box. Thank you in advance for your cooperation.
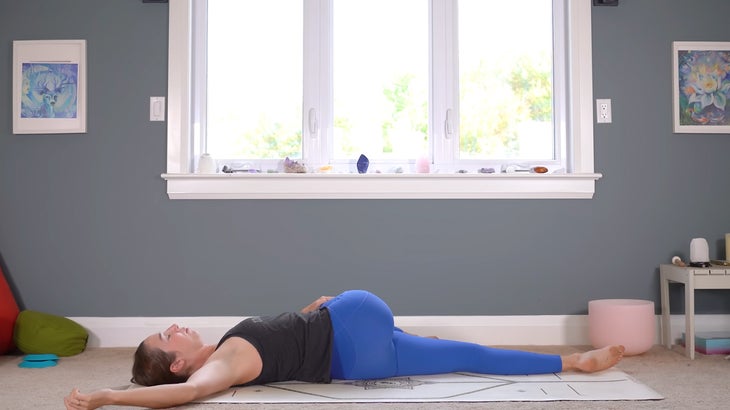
[204,0,303,161]
[163,0,601,199]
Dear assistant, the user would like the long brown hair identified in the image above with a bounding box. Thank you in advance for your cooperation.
[131,341,188,386]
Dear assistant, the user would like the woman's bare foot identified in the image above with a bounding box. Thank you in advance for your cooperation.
[561,345,625,373]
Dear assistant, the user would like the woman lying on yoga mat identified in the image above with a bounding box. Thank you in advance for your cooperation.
[64,289,625,410]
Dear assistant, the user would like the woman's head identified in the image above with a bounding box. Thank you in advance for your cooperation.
[131,341,188,386]
[131,324,204,386]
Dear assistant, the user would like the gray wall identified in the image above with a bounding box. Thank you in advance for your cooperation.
[1,0,729,318]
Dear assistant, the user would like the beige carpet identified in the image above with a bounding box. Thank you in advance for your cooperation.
[1,345,728,409]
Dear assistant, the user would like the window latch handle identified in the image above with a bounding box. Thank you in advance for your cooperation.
[308,108,319,137]
[445,108,453,139]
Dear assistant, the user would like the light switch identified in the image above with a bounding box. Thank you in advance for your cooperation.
[150,97,165,121]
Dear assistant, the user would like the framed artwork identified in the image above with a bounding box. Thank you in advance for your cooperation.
[673,41,730,133]
[12,40,87,134]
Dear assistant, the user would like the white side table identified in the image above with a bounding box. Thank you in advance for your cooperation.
[659,263,730,359]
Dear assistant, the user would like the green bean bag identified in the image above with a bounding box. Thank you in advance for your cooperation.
[13,310,88,357]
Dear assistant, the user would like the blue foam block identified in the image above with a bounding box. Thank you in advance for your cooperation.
[19,360,57,368]
[682,332,730,354]
[24,353,59,362]
[18,353,60,368]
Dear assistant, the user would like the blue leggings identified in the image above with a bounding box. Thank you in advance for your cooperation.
[322,290,562,380]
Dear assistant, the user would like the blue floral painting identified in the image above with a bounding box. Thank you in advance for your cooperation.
[20,63,78,119]
[677,50,730,126]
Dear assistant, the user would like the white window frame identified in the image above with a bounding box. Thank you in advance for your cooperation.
[162,0,601,199]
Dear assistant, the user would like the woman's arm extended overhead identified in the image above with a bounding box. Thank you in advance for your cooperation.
[65,382,200,410]
[64,348,253,409]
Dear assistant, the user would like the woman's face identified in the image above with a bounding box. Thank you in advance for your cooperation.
[144,324,203,357]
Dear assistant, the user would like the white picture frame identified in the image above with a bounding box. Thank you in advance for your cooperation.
[672,41,730,134]
[12,40,87,134]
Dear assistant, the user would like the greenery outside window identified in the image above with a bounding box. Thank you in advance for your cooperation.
[162,0,601,199]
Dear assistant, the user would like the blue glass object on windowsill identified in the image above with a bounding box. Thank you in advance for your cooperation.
[357,154,369,174]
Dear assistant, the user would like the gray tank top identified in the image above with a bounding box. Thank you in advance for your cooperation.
[216,307,332,385]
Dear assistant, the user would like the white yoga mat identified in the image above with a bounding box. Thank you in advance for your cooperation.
[194,369,663,403]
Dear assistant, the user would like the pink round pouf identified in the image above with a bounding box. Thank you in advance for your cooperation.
[588,299,655,356]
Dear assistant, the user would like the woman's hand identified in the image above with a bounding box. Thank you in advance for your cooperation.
[64,388,109,410]
[300,296,334,313]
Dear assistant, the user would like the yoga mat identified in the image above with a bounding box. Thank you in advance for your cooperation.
[193,369,663,403]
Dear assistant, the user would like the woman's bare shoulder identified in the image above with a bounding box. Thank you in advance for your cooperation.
[204,337,263,386]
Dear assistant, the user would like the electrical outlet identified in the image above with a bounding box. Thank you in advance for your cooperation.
[596,99,612,123]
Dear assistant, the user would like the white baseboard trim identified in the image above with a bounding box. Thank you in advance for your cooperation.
[68,314,730,348]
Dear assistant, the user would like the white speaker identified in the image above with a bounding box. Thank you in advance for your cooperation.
[690,238,710,264]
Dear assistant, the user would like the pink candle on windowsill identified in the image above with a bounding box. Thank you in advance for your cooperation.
[415,156,430,173]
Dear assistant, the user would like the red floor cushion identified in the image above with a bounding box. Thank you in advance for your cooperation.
[0,265,20,354]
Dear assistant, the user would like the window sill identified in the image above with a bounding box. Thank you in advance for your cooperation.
[161,173,602,199]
